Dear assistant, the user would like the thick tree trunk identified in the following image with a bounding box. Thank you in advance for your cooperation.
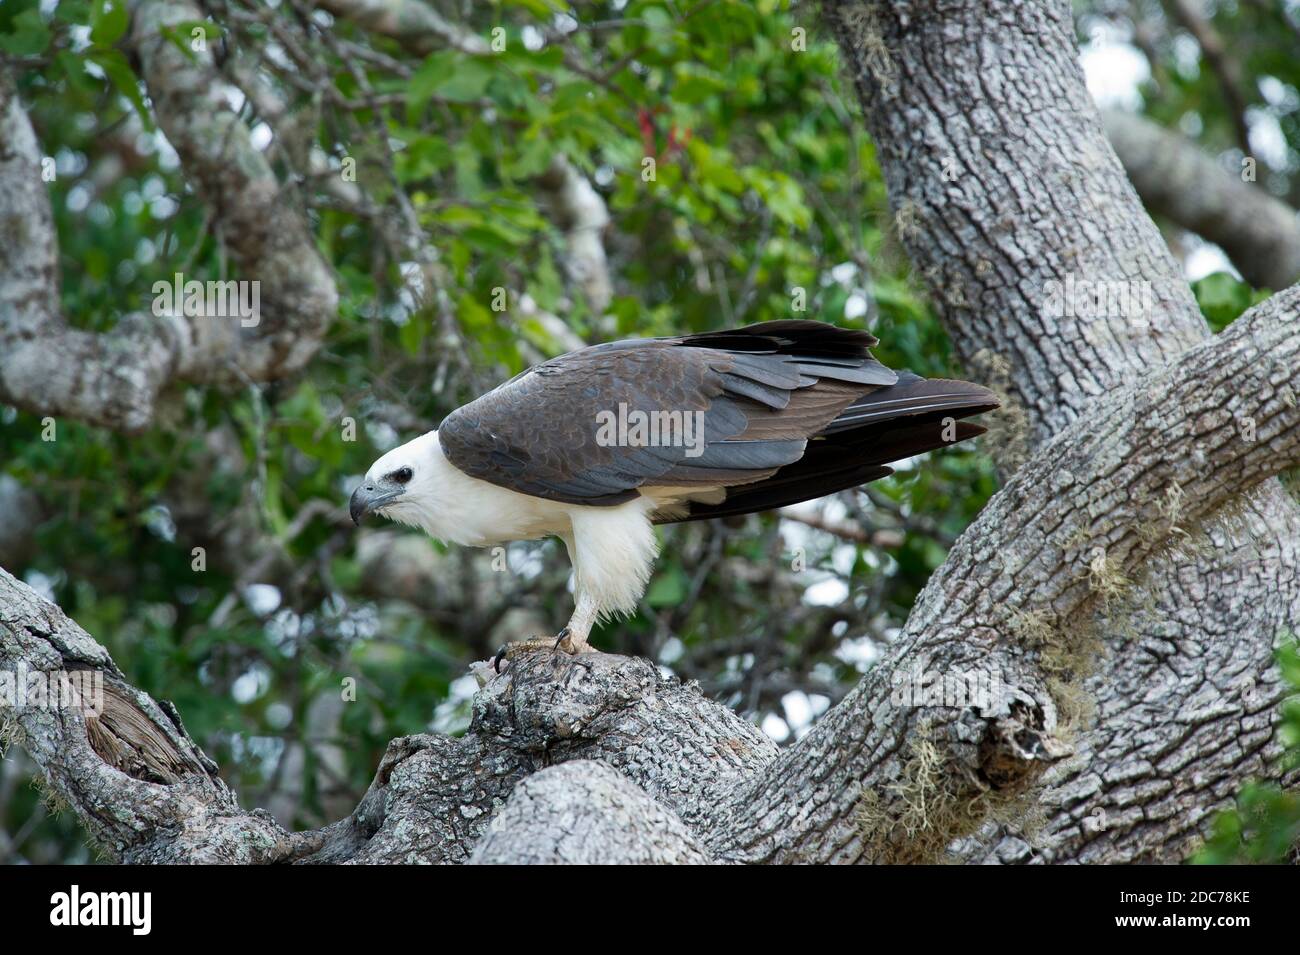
[2,0,1299,865]
[823,0,1300,862]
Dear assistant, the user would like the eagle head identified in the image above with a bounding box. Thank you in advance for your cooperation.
[350,432,438,526]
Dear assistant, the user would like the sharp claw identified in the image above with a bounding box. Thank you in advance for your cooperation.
[494,632,579,671]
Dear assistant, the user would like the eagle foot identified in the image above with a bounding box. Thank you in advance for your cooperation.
[492,629,584,673]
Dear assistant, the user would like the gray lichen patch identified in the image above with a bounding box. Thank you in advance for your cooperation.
[0,713,24,753]
[1008,607,1103,735]
[1087,546,1132,604]
[967,348,1032,474]
[1046,676,1098,741]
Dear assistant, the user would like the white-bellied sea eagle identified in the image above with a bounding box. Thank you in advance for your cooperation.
[349,320,997,663]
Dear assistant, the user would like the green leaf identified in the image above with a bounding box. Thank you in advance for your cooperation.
[398,315,424,357]
[54,0,92,24]
[410,52,494,109]
[688,140,745,195]
[0,8,51,56]
[503,0,557,17]
[672,63,725,104]
[1191,271,1268,331]
[749,170,810,228]
[506,134,554,179]
[457,293,493,334]
[57,50,95,93]
[91,0,129,46]
[88,49,154,131]
[400,134,451,179]
[645,564,688,607]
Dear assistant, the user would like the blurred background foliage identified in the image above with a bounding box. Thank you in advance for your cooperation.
[0,0,1295,862]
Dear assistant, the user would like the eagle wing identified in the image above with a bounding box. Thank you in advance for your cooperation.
[437,320,995,511]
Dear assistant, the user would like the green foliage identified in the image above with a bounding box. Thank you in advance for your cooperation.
[0,0,52,57]
[1192,271,1272,332]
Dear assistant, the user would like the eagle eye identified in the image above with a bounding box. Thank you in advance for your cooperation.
[389,467,413,484]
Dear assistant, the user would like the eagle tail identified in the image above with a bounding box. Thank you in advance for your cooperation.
[676,318,880,356]
[657,372,998,524]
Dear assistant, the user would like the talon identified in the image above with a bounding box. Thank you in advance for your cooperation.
[492,637,562,671]
[554,627,581,655]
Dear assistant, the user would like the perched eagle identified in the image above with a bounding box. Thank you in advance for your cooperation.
[349,320,997,658]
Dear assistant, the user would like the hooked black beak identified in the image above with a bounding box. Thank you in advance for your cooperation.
[349,481,403,526]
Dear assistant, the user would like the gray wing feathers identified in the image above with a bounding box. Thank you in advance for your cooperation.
[821,372,997,433]
[438,321,945,507]
[717,373,792,409]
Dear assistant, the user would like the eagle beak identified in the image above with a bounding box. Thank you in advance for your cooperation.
[349,481,403,526]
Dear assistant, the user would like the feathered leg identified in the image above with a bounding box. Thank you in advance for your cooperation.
[492,500,657,669]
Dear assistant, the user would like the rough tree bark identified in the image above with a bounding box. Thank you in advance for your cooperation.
[1,0,1298,864]
[823,0,1300,863]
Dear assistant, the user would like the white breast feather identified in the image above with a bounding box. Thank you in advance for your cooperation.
[376,431,721,623]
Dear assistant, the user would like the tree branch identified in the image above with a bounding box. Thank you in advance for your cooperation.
[0,567,304,863]
[706,281,1300,862]
[536,156,614,316]
[824,0,1208,446]
[469,762,710,864]
[310,0,490,55]
[1104,109,1300,290]
[1162,0,1254,157]
[0,0,338,432]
